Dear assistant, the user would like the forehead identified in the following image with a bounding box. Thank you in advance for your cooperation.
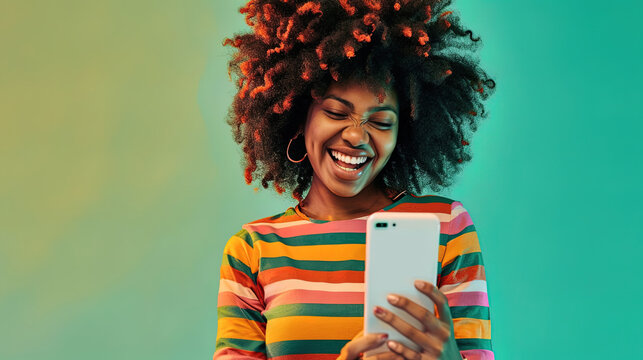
[322,79,398,108]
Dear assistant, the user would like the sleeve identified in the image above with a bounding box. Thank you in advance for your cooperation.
[438,201,494,360]
[214,229,268,360]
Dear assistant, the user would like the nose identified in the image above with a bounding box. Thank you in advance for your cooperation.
[342,124,369,147]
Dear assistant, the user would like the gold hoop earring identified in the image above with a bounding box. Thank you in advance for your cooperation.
[287,134,307,163]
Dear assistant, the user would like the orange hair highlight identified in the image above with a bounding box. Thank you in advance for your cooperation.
[363,0,381,11]
[353,29,372,42]
[424,5,432,22]
[297,2,322,15]
[401,26,412,38]
[417,30,429,45]
[263,3,273,21]
[344,43,356,58]
[338,0,356,15]
[277,18,294,41]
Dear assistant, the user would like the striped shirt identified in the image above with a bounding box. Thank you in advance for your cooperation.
[214,194,493,360]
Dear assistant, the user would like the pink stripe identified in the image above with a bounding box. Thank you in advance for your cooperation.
[449,211,474,234]
[213,348,266,359]
[265,289,364,309]
[218,291,263,310]
[271,355,337,360]
[245,220,367,238]
[461,349,494,360]
[446,291,489,307]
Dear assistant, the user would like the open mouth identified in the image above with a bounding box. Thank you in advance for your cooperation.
[328,150,371,172]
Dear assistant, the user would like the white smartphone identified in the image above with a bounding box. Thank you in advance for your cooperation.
[364,212,441,356]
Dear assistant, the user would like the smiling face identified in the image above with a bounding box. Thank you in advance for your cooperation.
[304,79,399,198]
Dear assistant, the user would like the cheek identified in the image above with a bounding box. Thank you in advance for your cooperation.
[378,131,398,160]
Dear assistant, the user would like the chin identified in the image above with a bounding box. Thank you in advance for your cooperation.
[327,181,368,198]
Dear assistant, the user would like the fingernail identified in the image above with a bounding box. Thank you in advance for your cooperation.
[414,280,426,289]
[374,306,385,315]
[387,340,398,350]
[379,333,388,341]
[387,294,398,304]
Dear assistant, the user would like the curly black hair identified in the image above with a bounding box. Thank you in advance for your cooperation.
[224,0,495,201]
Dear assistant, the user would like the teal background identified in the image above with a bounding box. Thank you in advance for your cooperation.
[1,0,641,359]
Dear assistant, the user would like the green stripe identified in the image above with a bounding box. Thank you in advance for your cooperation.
[393,194,453,205]
[282,208,297,217]
[455,338,492,351]
[264,303,363,320]
[261,256,364,271]
[216,338,266,353]
[450,305,489,320]
[439,233,450,246]
[441,252,484,277]
[233,229,254,248]
[451,224,476,238]
[253,232,366,246]
[222,254,258,283]
[218,305,265,323]
[267,339,348,356]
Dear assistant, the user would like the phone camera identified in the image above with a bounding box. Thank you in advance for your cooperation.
[392,223,396,227]
[375,222,388,228]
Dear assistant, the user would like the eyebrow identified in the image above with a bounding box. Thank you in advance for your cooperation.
[322,95,398,115]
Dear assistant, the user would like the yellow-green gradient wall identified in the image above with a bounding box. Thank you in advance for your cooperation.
[2,1,641,359]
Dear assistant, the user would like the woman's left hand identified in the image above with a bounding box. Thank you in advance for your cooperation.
[372,280,462,360]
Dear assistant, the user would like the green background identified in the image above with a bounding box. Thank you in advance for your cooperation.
[2,0,641,359]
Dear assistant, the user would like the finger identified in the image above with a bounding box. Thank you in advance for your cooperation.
[373,306,442,351]
[414,280,453,324]
[386,294,449,340]
[339,332,389,360]
[390,339,443,359]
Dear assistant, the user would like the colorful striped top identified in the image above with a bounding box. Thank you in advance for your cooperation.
[214,194,493,360]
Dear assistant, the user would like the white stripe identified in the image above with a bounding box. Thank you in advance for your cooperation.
[219,279,259,300]
[450,204,467,218]
[264,279,364,298]
[244,220,311,230]
[434,213,452,222]
[439,279,487,294]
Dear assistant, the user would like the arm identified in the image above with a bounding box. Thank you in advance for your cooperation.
[439,201,493,360]
[214,229,267,359]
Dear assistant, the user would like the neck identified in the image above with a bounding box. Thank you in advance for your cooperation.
[299,177,394,221]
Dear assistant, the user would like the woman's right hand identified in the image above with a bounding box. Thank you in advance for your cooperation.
[337,331,403,360]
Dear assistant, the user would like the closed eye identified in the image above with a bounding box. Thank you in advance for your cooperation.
[323,110,348,119]
[370,121,392,128]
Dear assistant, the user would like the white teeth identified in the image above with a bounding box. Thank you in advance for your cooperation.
[331,150,368,165]
[337,164,357,172]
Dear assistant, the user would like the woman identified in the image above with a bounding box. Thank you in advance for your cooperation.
[215,0,495,359]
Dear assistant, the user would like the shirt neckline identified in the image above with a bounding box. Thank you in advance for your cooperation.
[292,191,409,224]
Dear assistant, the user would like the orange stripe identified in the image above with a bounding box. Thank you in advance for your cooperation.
[453,318,491,339]
[223,237,253,264]
[442,232,481,267]
[265,316,361,342]
[259,241,365,261]
[216,317,265,341]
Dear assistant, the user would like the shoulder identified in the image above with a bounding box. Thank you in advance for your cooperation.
[226,207,306,248]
